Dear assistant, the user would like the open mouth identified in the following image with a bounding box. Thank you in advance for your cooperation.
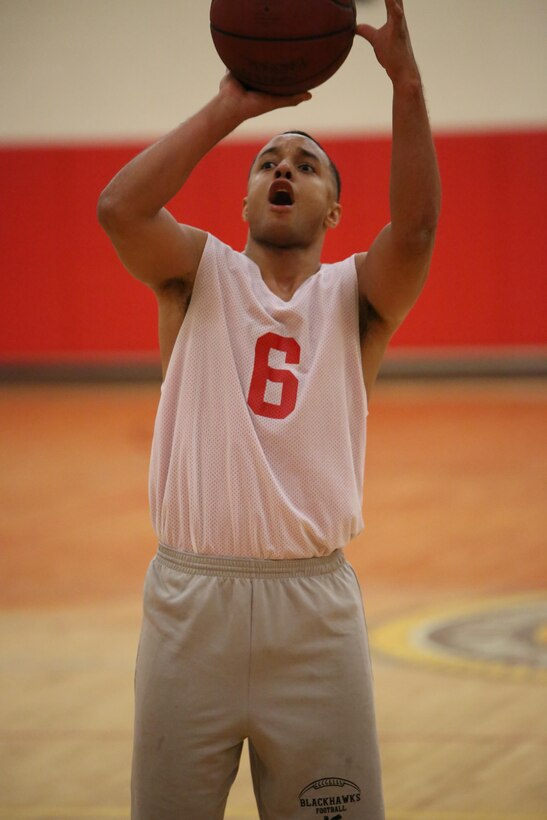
[268,182,294,207]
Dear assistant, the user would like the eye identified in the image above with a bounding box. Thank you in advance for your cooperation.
[299,163,315,173]
[260,160,276,170]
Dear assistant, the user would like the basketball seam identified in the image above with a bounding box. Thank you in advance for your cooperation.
[210,25,355,43]
[328,0,356,10]
[235,42,353,89]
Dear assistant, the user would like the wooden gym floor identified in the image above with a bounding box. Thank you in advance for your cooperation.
[1,378,546,820]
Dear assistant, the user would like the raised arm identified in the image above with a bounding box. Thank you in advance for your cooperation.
[97,75,310,372]
[97,76,310,292]
[355,0,441,391]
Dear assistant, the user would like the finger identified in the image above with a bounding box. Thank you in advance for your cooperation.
[385,0,404,20]
[355,23,377,44]
[281,91,313,108]
[256,90,312,110]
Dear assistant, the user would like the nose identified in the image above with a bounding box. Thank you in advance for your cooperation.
[274,161,292,180]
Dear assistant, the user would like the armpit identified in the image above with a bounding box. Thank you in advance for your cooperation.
[158,277,193,311]
[358,294,383,341]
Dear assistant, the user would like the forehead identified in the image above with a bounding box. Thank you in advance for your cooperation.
[254,134,329,167]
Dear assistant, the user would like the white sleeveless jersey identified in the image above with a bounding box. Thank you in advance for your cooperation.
[149,233,367,559]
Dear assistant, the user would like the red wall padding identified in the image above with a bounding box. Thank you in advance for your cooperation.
[1,130,545,359]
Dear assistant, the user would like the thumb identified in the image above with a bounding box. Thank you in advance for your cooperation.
[288,91,313,107]
[355,23,377,44]
[270,91,313,109]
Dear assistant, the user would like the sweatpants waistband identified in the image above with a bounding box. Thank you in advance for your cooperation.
[156,543,346,579]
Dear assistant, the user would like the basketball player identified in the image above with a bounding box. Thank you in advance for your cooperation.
[98,1,440,817]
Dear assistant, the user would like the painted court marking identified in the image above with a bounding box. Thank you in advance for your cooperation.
[369,593,547,681]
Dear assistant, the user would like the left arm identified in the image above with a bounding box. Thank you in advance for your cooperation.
[355,0,441,391]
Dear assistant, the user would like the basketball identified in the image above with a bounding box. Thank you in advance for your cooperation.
[210,0,356,95]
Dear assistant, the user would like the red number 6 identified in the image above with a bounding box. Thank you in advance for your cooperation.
[247,332,301,419]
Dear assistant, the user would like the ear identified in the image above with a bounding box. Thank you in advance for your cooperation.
[324,202,341,230]
[242,196,248,222]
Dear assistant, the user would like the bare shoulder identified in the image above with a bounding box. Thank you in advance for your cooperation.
[354,227,434,395]
[98,193,209,294]
[356,224,434,330]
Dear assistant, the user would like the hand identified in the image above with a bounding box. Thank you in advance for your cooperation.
[217,71,312,121]
[356,0,420,85]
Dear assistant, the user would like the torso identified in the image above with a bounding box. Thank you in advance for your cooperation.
[149,234,368,559]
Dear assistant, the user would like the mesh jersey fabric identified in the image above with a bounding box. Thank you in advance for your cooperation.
[149,233,367,559]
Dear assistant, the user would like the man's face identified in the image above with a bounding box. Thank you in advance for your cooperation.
[243,134,340,249]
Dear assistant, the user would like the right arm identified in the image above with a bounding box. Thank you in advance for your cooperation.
[97,75,311,373]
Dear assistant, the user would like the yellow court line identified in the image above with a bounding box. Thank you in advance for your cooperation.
[370,592,547,682]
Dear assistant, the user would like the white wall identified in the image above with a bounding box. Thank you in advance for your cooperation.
[1,0,546,141]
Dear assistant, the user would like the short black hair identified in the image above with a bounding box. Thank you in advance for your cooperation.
[248,131,342,200]
[281,131,341,200]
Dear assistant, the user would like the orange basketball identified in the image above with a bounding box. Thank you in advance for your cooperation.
[210,0,356,95]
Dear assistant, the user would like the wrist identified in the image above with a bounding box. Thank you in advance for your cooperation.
[200,92,247,138]
[391,68,423,96]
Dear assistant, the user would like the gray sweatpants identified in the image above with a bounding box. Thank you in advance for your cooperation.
[131,544,384,820]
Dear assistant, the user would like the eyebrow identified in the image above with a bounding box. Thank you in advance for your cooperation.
[256,145,322,165]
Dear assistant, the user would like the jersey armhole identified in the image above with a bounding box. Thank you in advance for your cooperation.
[160,231,213,390]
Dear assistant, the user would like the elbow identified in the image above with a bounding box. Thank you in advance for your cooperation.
[96,187,121,232]
[406,182,442,250]
[96,188,114,230]
[417,219,439,251]
[416,196,441,244]
[422,187,442,242]
[393,221,438,258]
[423,199,441,239]
[400,201,441,254]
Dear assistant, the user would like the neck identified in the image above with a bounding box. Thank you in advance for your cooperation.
[243,235,323,301]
